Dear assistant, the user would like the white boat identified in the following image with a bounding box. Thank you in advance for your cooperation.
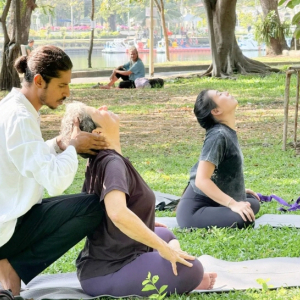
[238,38,265,51]
[156,40,165,53]
[102,39,127,53]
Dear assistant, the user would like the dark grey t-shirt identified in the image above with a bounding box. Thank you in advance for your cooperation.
[190,123,246,201]
[76,150,155,280]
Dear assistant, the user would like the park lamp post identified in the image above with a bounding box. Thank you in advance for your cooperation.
[149,0,154,77]
[118,0,131,36]
[33,11,41,31]
[70,3,74,36]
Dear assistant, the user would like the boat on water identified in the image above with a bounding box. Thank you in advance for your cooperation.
[101,37,211,54]
[156,38,210,53]
[238,35,265,51]
[102,39,127,53]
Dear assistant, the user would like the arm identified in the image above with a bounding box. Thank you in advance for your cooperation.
[113,69,132,76]
[195,160,255,222]
[7,115,78,196]
[104,190,194,275]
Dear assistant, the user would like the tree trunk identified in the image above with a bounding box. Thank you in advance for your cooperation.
[259,0,288,55]
[201,0,278,78]
[154,0,170,61]
[108,14,116,31]
[88,0,94,68]
[10,0,37,44]
[0,0,22,90]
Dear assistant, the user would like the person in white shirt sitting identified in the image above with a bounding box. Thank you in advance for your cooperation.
[0,45,107,297]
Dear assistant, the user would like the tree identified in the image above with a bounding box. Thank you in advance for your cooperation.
[98,0,127,30]
[279,0,300,43]
[200,0,277,78]
[0,0,22,90]
[0,0,38,90]
[154,0,170,60]
[256,0,289,55]
[88,0,95,68]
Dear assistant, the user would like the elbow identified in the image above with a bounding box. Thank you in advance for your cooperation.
[46,176,75,196]
[107,209,126,227]
[47,185,68,196]
[195,176,205,190]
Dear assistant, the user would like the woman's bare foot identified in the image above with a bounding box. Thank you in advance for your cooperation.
[100,85,112,90]
[0,259,21,295]
[195,272,217,290]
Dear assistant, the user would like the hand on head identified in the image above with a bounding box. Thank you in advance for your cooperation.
[69,118,108,154]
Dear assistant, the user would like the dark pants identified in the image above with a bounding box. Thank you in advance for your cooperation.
[80,227,203,297]
[176,183,260,229]
[0,193,104,284]
[149,78,164,88]
[115,68,135,89]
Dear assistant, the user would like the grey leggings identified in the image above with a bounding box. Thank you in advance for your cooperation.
[80,227,203,297]
[176,183,260,229]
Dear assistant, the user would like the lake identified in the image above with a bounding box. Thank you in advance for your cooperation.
[66,49,266,71]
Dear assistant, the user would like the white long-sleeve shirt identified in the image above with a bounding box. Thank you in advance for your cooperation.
[0,88,78,247]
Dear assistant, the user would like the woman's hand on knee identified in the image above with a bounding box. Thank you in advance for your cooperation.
[158,244,195,276]
[229,201,255,222]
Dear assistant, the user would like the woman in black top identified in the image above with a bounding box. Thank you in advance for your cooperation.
[176,89,260,229]
[60,102,217,298]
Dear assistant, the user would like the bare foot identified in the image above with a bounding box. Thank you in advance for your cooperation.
[100,85,112,90]
[0,259,21,295]
[195,272,217,290]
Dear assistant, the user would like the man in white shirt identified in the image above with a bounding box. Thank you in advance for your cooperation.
[0,45,106,296]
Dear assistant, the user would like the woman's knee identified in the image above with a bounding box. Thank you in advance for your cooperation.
[176,259,204,292]
[250,199,260,215]
[155,227,176,242]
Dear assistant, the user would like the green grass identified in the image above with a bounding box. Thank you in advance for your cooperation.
[2,70,300,299]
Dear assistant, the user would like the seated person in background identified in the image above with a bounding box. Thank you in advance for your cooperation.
[94,46,145,89]
[176,89,260,229]
[25,39,34,55]
[60,102,217,298]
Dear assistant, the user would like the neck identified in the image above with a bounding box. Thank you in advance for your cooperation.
[108,140,122,155]
[20,85,42,111]
[223,119,236,130]
[217,114,236,130]
[104,133,122,155]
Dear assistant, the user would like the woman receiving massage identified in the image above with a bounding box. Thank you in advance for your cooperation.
[60,102,217,297]
[176,90,260,229]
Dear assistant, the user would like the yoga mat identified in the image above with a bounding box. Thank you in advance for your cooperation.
[156,214,300,229]
[154,191,180,211]
[20,255,300,299]
[254,214,300,228]
[155,216,178,228]
[194,255,300,292]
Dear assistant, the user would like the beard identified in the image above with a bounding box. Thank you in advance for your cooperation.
[39,88,66,110]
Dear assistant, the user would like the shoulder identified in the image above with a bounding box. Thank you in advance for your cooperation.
[137,59,144,65]
[94,150,127,171]
[207,124,235,139]
[0,90,38,124]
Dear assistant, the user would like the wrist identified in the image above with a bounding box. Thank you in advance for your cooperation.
[55,136,64,153]
[227,198,234,207]
[156,239,169,252]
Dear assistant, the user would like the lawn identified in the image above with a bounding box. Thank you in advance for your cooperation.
[2,68,300,299]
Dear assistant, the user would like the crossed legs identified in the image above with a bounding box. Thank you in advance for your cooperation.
[0,193,103,295]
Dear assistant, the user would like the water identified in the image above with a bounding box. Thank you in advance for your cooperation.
[66,49,266,71]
